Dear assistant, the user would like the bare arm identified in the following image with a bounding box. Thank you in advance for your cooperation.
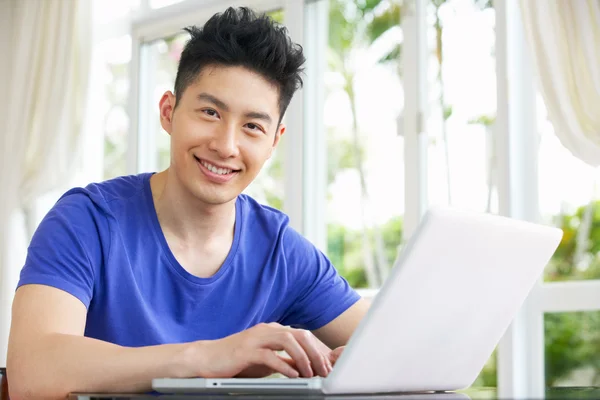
[8,285,335,400]
[7,285,195,399]
[312,298,370,349]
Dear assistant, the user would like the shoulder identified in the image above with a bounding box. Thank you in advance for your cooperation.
[74,173,149,205]
[237,194,321,258]
[34,173,151,252]
[51,173,150,217]
[237,194,290,233]
[236,194,318,258]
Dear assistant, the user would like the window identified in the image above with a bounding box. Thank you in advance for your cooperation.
[97,35,132,180]
[536,77,600,394]
[426,0,497,214]
[144,32,188,172]
[538,95,600,282]
[321,0,404,289]
[423,0,497,389]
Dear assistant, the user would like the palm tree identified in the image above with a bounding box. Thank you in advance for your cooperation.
[328,0,400,287]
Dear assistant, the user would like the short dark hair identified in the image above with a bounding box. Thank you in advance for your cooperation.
[174,7,306,124]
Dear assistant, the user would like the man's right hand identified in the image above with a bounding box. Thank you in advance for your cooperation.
[192,323,333,379]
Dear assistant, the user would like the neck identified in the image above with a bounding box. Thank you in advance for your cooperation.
[149,169,236,244]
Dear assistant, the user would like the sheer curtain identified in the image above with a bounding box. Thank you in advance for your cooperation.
[520,0,600,166]
[0,0,91,363]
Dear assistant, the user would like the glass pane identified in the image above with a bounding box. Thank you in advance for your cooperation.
[96,35,131,180]
[142,10,286,210]
[545,311,600,387]
[538,95,600,282]
[148,32,188,172]
[426,0,497,214]
[424,0,497,389]
[323,0,404,289]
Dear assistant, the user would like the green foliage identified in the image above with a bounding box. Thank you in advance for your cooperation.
[381,216,403,264]
[544,312,595,386]
[268,9,284,24]
[377,44,401,65]
[328,0,359,56]
[264,191,283,211]
[472,349,497,387]
[358,0,384,13]
[328,217,403,288]
[366,2,402,43]
[468,114,496,127]
[443,105,453,121]
[545,201,600,281]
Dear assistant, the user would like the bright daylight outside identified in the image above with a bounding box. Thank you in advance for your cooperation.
[95,0,600,392]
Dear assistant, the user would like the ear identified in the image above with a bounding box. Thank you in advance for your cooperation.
[159,91,177,135]
[268,123,286,159]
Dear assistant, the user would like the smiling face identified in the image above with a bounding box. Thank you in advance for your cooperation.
[159,65,285,205]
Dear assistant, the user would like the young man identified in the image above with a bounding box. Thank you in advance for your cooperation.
[7,6,368,399]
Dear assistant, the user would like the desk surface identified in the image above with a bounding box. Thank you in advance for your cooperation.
[68,386,600,400]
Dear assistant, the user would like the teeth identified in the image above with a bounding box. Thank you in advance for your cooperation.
[200,160,232,175]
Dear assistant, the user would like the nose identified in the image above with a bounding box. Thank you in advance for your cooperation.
[208,123,240,159]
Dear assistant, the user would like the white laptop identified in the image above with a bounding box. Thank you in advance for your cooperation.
[153,206,563,395]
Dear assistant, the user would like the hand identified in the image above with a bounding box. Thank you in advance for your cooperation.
[191,323,333,379]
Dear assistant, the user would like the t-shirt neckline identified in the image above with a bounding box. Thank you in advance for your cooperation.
[142,172,242,285]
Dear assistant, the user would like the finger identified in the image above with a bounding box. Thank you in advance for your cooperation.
[292,330,329,377]
[324,353,333,374]
[330,346,344,365]
[282,353,330,377]
[264,332,313,377]
[279,355,297,368]
[252,349,299,378]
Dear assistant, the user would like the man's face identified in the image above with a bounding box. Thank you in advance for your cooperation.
[159,65,285,205]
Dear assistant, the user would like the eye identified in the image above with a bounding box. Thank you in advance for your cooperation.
[202,108,219,118]
[245,123,264,133]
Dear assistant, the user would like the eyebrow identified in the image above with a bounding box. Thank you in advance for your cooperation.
[244,111,272,125]
[197,92,273,125]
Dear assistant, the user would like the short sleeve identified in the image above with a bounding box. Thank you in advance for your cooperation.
[279,227,361,330]
[18,192,102,308]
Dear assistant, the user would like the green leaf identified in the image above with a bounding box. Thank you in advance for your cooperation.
[357,0,383,14]
[467,114,496,126]
[475,0,493,9]
[366,2,402,43]
[328,0,358,55]
[377,43,402,64]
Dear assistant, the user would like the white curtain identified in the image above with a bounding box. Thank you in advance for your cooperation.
[0,0,91,364]
[519,0,600,166]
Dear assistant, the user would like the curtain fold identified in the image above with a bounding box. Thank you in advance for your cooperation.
[519,0,600,166]
[0,0,91,364]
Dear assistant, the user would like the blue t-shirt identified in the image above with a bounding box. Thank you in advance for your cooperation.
[18,173,360,347]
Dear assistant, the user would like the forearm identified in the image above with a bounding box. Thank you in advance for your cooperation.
[8,333,195,400]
